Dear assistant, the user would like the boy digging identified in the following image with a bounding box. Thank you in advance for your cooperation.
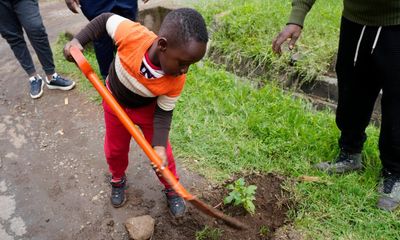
[64,8,208,217]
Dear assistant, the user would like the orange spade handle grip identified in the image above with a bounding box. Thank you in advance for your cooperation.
[70,46,194,200]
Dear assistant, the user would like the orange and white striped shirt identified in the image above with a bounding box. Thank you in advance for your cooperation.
[106,14,186,111]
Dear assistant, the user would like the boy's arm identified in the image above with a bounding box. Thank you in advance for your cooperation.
[152,94,180,147]
[152,106,173,148]
[74,12,114,46]
[64,12,114,61]
[152,106,173,168]
[272,0,316,54]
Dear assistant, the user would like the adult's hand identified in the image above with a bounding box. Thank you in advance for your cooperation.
[272,24,302,55]
[64,38,83,62]
[65,0,80,13]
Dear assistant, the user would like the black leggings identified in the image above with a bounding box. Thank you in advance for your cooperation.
[336,17,400,174]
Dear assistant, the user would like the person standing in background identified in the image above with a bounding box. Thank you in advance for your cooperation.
[65,0,150,80]
[0,0,75,99]
[272,0,400,211]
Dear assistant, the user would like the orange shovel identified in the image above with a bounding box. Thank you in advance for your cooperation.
[69,46,247,230]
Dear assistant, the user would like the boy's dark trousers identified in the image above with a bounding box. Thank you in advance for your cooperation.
[336,17,400,174]
[79,0,138,80]
[0,0,55,76]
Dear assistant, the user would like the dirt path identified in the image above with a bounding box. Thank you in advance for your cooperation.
[0,1,208,239]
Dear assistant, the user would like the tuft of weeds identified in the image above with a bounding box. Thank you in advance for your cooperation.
[259,225,269,237]
[195,226,223,240]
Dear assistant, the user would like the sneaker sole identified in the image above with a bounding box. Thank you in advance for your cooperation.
[30,83,44,99]
[46,81,76,91]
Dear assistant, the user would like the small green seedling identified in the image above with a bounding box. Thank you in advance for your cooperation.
[195,226,223,240]
[223,178,257,214]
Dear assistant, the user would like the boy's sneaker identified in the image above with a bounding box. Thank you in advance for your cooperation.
[377,169,400,211]
[163,188,186,217]
[46,73,75,91]
[29,75,44,99]
[314,150,363,174]
[110,176,127,208]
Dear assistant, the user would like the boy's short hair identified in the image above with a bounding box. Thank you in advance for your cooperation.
[159,8,208,46]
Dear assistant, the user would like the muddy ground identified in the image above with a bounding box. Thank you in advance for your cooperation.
[0,1,294,239]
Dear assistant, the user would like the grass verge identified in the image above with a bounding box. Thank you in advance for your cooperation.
[197,0,341,85]
[174,61,399,239]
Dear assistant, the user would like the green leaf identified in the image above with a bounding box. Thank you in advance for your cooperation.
[245,201,256,215]
[224,194,234,204]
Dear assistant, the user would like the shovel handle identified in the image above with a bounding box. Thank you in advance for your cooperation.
[69,46,194,200]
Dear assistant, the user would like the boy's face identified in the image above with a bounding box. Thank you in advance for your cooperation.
[158,39,207,76]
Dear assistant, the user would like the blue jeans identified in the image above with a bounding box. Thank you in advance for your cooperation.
[0,0,55,76]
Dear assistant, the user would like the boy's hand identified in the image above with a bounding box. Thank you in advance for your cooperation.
[272,24,302,55]
[153,146,167,169]
[64,38,83,62]
[65,0,80,13]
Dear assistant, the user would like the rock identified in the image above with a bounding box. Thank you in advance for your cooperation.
[125,215,155,240]
[106,219,114,227]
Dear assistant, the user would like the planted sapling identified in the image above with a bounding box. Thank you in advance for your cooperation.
[223,178,257,214]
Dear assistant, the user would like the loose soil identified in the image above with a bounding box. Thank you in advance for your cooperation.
[152,173,294,240]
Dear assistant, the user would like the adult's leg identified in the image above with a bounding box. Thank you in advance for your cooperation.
[80,0,138,80]
[375,25,400,175]
[13,0,55,75]
[335,17,382,154]
[0,0,36,76]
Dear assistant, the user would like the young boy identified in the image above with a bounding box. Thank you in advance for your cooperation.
[64,8,208,217]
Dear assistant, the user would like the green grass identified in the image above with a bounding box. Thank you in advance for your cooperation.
[197,0,341,84]
[195,225,223,240]
[172,61,400,239]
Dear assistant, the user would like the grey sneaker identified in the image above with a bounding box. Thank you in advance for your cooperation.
[163,188,186,218]
[46,73,75,91]
[110,176,127,208]
[377,170,400,211]
[314,151,363,174]
[29,75,44,99]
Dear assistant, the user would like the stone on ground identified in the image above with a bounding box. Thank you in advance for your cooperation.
[125,215,155,240]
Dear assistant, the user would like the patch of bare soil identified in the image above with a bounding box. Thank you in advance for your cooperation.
[152,173,297,240]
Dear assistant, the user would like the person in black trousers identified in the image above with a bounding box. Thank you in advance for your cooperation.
[273,0,400,211]
[0,0,75,99]
[65,0,149,80]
